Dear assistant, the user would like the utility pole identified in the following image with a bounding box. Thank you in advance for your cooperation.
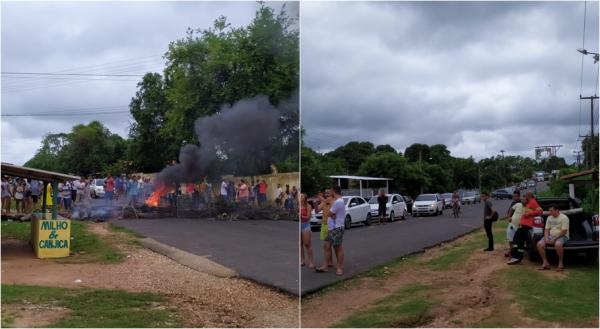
[580,95,598,169]
[573,150,582,170]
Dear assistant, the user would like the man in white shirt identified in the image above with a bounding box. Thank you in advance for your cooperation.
[220,180,228,202]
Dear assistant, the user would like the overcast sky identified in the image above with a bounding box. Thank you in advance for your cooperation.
[301,1,599,163]
[1,1,298,165]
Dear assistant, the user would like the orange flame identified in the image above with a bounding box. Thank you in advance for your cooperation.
[145,186,169,207]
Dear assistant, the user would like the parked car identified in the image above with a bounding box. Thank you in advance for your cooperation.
[528,197,599,263]
[89,178,105,198]
[519,181,527,189]
[412,194,444,216]
[491,189,512,200]
[441,193,454,208]
[403,195,413,214]
[368,193,408,222]
[309,196,372,230]
[462,191,479,204]
[527,180,536,188]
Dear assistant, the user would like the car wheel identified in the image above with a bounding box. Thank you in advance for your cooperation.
[364,213,371,226]
[389,211,395,222]
[344,215,352,229]
[402,210,406,220]
[311,226,319,232]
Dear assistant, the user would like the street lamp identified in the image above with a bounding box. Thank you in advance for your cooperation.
[577,48,599,63]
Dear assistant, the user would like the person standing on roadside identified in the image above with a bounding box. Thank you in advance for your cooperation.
[505,191,523,257]
[14,178,25,213]
[239,179,249,207]
[508,192,543,265]
[316,189,334,271]
[275,184,283,208]
[325,185,346,276]
[377,190,388,225]
[105,174,115,202]
[30,179,41,210]
[300,193,315,269]
[220,179,228,202]
[1,177,12,215]
[258,180,268,206]
[481,191,497,251]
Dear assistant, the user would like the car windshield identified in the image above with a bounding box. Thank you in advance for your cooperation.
[343,197,350,204]
[368,196,388,204]
[442,193,452,199]
[95,179,104,186]
[416,194,435,201]
[464,192,475,197]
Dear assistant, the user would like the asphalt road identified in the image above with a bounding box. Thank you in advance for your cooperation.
[113,218,299,295]
[301,198,514,295]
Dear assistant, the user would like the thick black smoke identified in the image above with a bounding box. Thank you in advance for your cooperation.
[154,95,280,187]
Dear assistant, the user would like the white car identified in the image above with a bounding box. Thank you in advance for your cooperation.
[89,178,105,198]
[412,194,444,216]
[368,193,407,222]
[309,196,372,230]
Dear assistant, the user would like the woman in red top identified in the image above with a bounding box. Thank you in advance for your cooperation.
[300,193,315,268]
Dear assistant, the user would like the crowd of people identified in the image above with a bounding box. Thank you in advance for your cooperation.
[218,179,299,211]
[0,174,158,215]
[482,190,570,271]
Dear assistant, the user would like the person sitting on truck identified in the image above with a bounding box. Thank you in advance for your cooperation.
[508,192,543,265]
[537,204,569,271]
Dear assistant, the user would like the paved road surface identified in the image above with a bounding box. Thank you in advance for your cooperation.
[301,198,514,295]
[114,219,299,295]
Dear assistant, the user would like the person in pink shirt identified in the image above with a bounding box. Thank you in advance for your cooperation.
[238,179,249,206]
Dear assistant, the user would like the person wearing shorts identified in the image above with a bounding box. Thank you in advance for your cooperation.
[300,193,315,268]
[319,186,345,276]
[30,179,41,205]
[537,204,570,271]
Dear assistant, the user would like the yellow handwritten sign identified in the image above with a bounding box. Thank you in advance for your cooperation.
[34,219,71,258]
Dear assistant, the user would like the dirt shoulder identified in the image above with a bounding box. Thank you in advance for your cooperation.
[2,222,298,328]
[301,227,598,328]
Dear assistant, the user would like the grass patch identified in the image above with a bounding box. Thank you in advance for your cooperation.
[331,284,435,328]
[1,221,124,263]
[495,265,599,324]
[1,284,180,328]
[424,222,506,270]
[1,221,30,240]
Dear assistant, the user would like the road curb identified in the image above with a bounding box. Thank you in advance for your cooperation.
[140,237,237,278]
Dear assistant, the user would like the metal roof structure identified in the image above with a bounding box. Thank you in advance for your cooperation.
[1,162,80,182]
[328,175,392,197]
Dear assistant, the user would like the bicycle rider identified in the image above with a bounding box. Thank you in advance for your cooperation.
[452,191,461,216]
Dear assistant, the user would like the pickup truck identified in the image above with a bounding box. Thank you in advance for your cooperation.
[528,197,599,263]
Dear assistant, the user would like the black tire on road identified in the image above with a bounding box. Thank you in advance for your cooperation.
[345,215,352,229]
[389,211,395,222]
[364,213,371,226]
[585,249,599,264]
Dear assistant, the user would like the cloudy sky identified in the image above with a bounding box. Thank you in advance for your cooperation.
[301,1,599,163]
[1,1,297,165]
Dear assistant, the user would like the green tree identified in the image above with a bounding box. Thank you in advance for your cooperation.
[404,143,431,163]
[128,73,174,172]
[375,144,397,154]
[157,5,299,174]
[61,121,127,176]
[24,133,69,173]
[325,141,375,174]
[300,145,329,196]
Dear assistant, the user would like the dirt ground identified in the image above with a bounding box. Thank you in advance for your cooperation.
[300,233,585,328]
[1,222,299,328]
